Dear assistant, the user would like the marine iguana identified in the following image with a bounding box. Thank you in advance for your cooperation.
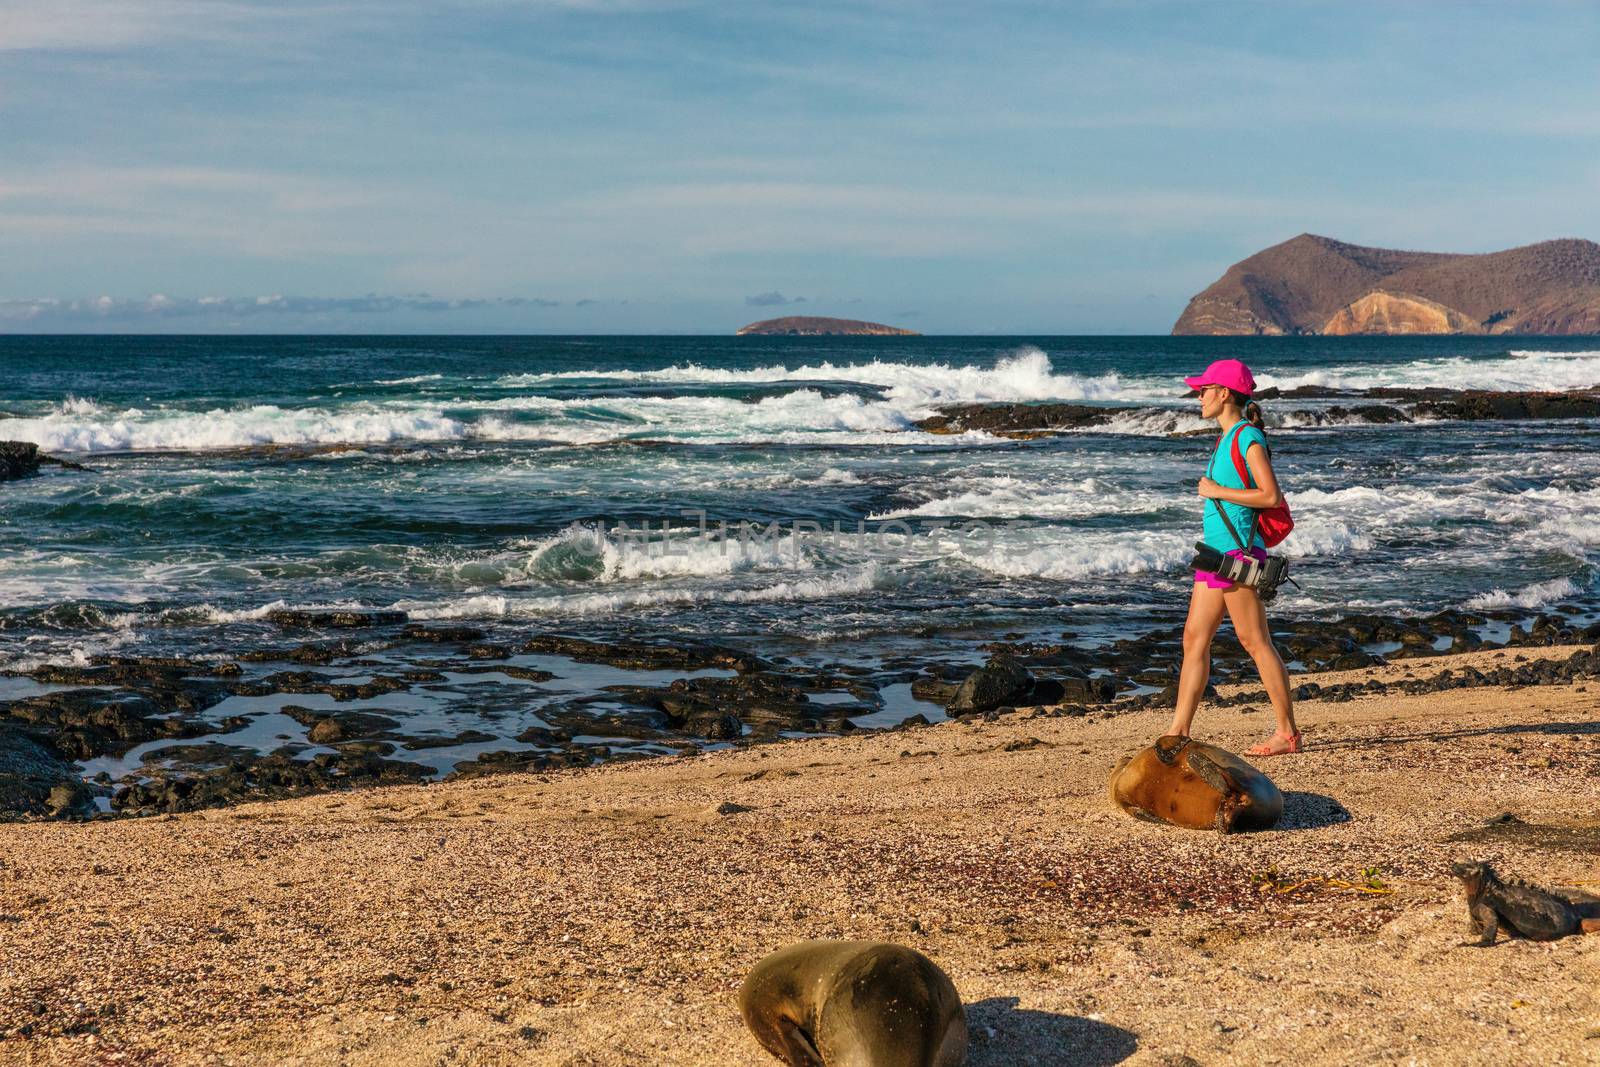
[1450,860,1600,946]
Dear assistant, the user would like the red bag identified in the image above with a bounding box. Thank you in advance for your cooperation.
[1228,430,1294,548]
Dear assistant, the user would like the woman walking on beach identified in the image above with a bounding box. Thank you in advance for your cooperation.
[1168,359,1300,755]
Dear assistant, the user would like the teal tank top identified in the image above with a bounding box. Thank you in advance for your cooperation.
[1202,422,1267,553]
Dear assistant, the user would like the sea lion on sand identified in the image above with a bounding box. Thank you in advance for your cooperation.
[1109,735,1283,833]
[739,940,967,1067]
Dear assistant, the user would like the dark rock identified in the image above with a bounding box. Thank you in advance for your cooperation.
[240,640,370,665]
[265,609,408,630]
[1154,681,1217,708]
[401,624,487,643]
[512,725,572,747]
[307,719,346,744]
[3,689,219,761]
[46,780,95,818]
[716,801,754,815]
[112,751,429,815]
[448,750,556,779]
[910,677,961,704]
[595,673,828,739]
[1024,678,1066,705]
[401,730,497,750]
[914,402,1132,436]
[280,708,401,744]
[948,655,1032,714]
[137,742,260,770]
[698,713,743,741]
[441,664,556,682]
[240,671,412,701]
[333,740,397,757]
[1412,390,1600,422]
[1049,674,1119,705]
[0,723,84,819]
[518,634,769,673]
[1328,650,1385,671]
[0,441,41,481]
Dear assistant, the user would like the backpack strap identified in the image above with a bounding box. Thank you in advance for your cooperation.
[1209,423,1259,551]
[1229,425,1270,488]
[1208,497,1255,552]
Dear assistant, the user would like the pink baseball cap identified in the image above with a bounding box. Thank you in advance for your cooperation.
[1184,358,1255,397]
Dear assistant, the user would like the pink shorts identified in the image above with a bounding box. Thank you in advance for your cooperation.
[1195,546,1267,590]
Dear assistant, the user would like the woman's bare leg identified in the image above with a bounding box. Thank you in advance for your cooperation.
[1166,581,1227,737]
[1221,584,1300,752]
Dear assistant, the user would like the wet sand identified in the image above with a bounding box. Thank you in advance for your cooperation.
[2,646,1597,1066]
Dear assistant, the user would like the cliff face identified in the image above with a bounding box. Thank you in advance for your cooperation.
[736,316,919,336]
[1173,235,1600,335]
[1320,291,1479,335]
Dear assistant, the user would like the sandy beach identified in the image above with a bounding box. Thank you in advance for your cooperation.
[2,645,1598,1066]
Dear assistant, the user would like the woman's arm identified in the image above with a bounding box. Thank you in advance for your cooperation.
[1198,442,1283,508]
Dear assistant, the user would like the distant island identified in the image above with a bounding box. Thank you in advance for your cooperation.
[1172,234,1600,335]
[736,316,920,336]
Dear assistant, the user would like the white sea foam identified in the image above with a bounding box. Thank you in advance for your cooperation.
[4,404,472,453]
[1259,349,1600,395]
[1465,576,1582,610]
[18,344,1597,456]
[1092,408,1214,437]
[514,523,814,583]
[1273,517,1374,558]
[1,387,1018,453]
[498,347,1135,406]
[869,476,1170,520]
[948,530,1192,580]
[397,563,899,620]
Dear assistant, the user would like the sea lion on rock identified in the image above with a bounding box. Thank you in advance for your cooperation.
[739,940,967,1067]
[1109,735,1283,833]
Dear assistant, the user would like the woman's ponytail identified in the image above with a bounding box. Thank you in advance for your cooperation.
[1225,387,1266,431]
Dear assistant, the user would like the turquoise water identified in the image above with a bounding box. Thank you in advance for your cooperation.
[2,335,1597,762]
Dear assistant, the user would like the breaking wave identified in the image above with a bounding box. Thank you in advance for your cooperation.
[1465,576,1583,610]
[1258,348,1600,394]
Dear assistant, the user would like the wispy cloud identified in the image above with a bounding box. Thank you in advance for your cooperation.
[0,293,561,324]
[0,1,300,52]
[743,291,805,306]
[5,1,1600,331]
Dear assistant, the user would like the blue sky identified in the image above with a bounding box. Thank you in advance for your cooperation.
[3,0,1599,333]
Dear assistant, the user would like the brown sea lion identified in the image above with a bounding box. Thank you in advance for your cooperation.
[1109,735,1283,833]
[739,940,968,1067]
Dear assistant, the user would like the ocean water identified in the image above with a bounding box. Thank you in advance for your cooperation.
[2,335,1598,773]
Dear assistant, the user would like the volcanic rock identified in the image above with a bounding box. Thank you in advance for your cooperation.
[948,655,1033,714]
[1174,234,1600,335]
[736,316,918,337]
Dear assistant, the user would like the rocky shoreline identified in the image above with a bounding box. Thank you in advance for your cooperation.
[4,603,1596,821]
[914,387,1600,437]
[3,647,1596,1064]
[0,440,89,481]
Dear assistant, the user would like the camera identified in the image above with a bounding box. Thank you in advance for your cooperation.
[1190,543,1290,601]
[1191,543,1263,586]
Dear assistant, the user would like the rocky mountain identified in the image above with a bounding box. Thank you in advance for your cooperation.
[1172,235,1600,335]
[736,316,919,336]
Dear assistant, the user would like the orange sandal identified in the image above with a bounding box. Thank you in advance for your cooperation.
[1245,731,1302,756]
